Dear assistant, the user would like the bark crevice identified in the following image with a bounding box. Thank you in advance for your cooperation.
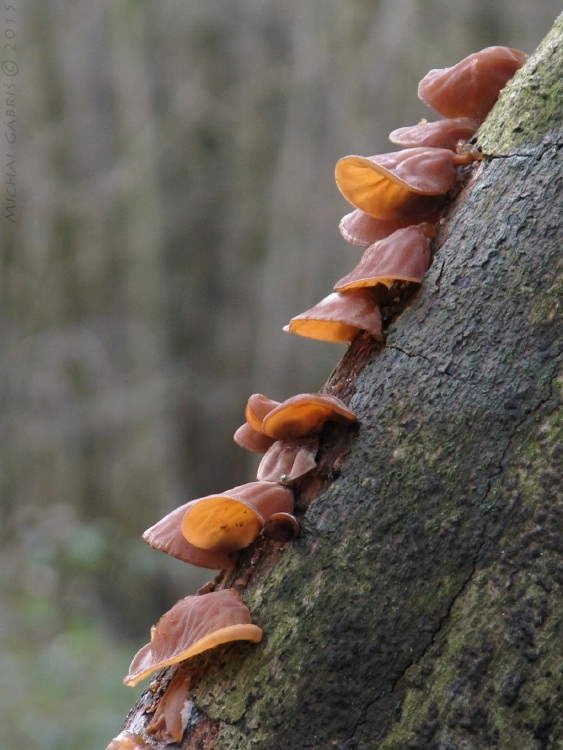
[387,344,471,385]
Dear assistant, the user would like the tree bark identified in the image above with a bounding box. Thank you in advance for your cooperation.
[118,15,563,750]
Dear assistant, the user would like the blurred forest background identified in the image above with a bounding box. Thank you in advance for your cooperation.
[0,1,560,748]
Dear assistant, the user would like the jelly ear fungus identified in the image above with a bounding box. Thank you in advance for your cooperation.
[114,41,529,749]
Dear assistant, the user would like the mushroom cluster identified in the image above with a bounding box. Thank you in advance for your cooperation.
[285,45,527,342]
[108,45,527,749]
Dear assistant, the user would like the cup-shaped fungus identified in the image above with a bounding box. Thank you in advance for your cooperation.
[143,501,238,570]
[334,226,431,292]
[262,393,357,440]
[257,435,319,483]
[181,481,294,553]
[262,512,300,542]
[418,46,527,120]
[124,589,262,686]
[389,117,482,151]
[245,394,281,434]
[283,288,383,343]
[339,207,441,248]
[234,421,277,453]
[335,148,461,221]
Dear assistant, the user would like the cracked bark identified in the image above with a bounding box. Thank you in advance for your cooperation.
[118,15,563,750]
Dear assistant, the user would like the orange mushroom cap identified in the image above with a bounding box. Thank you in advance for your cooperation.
[245,394,281,434]
[418,46,527,119]
[262,393,357,440]
[334,226,431,292]
[339,207,441,248]
[257,435,319,483]
[182,481,294,553]
[389,117,482,151]
[234,421,277,453]
[335,148,458,221]
[283,288,383,343]
[124,589,262,687]
[105,731,150,750]
[143,501,238,570]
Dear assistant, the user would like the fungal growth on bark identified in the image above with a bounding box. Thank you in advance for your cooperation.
[388,117,482,150]
[334,148,460,219]
[145,673,194,743]
[245,393,281,433]
[181,481,294,552]
[124,590,262,687]
[256,435,319,483]
[261,393,357,440]
[339,207,442,247]
[143,502,239,569]
[417,45,527,119]
[283,288,384,343]
[116,37,532,749]
[334,225,431,291]
[234,421,276,453]
[105,730,151,750]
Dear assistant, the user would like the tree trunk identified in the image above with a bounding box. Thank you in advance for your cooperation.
[118,15,563,750]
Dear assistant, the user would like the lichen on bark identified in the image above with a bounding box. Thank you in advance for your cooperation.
[478,12,563,155]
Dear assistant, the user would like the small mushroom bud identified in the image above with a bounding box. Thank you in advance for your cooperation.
[418,46,527,119]
[181,481,294,553]
[262,393,357,440]
[283,288,383,343]
[389,117,482,151]
[143,502,238,570]
[334,226,431,292]
[262,512,300,542]
[454,140,483,162]
[124,589,262,687]
[335,148,459,221]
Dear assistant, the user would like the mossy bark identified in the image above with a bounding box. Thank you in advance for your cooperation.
[120,14,563,750]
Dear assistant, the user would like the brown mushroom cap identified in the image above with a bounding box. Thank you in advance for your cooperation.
[146,673,192,743]
[257,435,319,483]
[335,148,457,220]
[283,288,383,343]
[245,394,281,434]
[262,393,357,440]
[334,226,431,292]
[389,118,482,151]
[262,512,300,542]
[182,481,294,553]
[418,46,527,119]
[124,589,262,687]
[339,207,441,248]
[143,502,238,570]
[234,421,277,453]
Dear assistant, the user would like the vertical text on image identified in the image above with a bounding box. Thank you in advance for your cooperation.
[3,2,17,226]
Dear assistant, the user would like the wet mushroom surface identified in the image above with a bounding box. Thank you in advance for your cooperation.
[124,589,262,687]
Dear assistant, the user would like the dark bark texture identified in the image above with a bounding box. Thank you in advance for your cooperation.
[121,15,563,750]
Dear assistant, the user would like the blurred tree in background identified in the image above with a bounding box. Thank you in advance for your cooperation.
[0,1,560,748]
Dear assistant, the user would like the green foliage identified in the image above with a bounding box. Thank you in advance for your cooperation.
[0,590,143,750]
